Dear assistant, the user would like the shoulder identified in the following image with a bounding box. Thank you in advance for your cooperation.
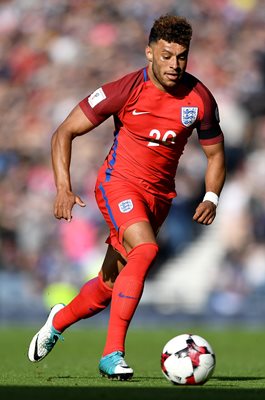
[182,72,216,103]
[183,74,224,142]
[98,67,148,113]
[103,68,147,95]
[79,68,147,125]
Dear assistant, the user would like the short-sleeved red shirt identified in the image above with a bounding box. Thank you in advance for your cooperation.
[79,67,223,200]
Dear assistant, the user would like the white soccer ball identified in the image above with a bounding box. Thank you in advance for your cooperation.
[161,333,216,385]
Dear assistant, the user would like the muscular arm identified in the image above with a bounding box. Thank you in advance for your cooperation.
[51,105,95,221]
[193,141,226,225]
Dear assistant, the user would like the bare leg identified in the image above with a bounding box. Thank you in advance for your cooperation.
[100,245,127,288]
[122,220,157,251]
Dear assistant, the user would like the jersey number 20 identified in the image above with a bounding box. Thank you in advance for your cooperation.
[148,129,176,147]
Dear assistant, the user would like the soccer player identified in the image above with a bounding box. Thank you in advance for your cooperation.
[28,15,226,380]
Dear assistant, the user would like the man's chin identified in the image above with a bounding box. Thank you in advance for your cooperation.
[163,77,182,89]
[164,74,183,85]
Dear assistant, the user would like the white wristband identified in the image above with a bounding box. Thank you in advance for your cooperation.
[203,191,219,207]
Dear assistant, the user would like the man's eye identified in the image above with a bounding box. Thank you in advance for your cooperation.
[179,55,187,61]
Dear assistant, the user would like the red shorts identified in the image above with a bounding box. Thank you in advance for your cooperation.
[95,178,172,258]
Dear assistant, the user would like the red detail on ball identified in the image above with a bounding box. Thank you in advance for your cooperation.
[186,375,196,385]
[161,352,170,374]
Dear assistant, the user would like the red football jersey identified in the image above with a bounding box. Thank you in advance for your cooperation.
[79,67,223,199]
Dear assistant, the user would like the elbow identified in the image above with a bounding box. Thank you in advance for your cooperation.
[51,129,62,153]
[51,125,74,149]
[51,130,58,147]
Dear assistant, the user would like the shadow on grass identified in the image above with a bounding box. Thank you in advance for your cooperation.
[1,383,265,400]
[213,376,265,382]
[25,375,265,383]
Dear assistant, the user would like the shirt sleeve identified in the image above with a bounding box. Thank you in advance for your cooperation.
[196,83,224,146]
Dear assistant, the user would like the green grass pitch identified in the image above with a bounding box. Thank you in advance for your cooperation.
[0,325,265,400]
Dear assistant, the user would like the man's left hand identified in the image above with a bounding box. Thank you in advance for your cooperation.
[192,201,216,225]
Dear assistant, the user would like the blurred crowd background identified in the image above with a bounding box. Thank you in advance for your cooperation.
[0,0,265,324]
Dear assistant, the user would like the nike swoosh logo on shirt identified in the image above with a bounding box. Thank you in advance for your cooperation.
[132,110,150,115]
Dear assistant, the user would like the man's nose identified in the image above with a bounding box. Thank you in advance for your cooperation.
[170,57,179,69]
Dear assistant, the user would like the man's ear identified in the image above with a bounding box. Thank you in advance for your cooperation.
[145,46,153,62]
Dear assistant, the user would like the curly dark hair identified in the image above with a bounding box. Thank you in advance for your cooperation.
[148,15,192,47]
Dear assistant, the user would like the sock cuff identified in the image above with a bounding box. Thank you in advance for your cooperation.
[127,242,159,257]
[98,272,113,293]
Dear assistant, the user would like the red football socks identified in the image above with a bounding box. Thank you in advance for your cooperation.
[102,242,159,356]
[52,274,112,332]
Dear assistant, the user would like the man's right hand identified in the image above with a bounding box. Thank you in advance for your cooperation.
[53,190,86,222]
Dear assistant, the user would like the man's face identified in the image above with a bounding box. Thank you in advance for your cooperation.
[146,39,189,91]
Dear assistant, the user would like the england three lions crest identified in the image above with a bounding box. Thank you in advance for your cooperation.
[181,107,198,127]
